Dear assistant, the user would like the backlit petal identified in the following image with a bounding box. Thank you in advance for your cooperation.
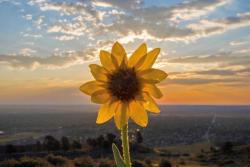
[112,42,127,67]
[99,50,115,71]
[114,102,129,129]
[142,83,163,99]
[96,99,119,124]
[139,48,160,70]
[91,90,110,104]
[129,100,148,127]
[89,64,108,82]
[128,43,147,67]
[139,68,168,83]
[79,81,104,95]
[142,92,160,113]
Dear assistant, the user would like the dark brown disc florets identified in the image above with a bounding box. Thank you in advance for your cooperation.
[108,68,140,101]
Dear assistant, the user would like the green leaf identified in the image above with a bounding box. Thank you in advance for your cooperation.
[112,143,126,167]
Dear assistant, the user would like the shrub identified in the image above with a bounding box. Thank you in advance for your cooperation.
[145,158,152,167]
[5,144,17,154]
[0,159,18,167]
[46,154,68,166]
[159,159,172,167]
[74,156,94,167]
[133,160,146,167]
[98,159,112,167]
[17,157,50,167]
[221,141,233,153]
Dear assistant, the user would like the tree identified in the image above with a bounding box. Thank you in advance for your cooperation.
[61,136,70,151]
[72,140,82,149]
[35,141,42,152]
[86,138,97,148]
[5,144,16,154]
[97,135,105,147]
[43,135,60,151]
[106,133,116,144]
[135,129,143,144]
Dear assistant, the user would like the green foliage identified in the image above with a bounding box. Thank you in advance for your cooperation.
[87,133,117,150]
[132,160,146,167]
[221,141,233,153]
[159,159,172,167]
[144,158,152,167]
[98,159,113,167]
[72,139,82,150]
[135,130,143,144]
[61,136,70,151]
[74,156,94,167]
[18,157,50,167]
[112,144,126,167]
[0,159,18,167]
[0,157,51,167]
[5,144,17,154]
[46,154,68,166]
[43,135,60,151]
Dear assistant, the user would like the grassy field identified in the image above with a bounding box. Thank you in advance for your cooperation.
[0,132,42,144]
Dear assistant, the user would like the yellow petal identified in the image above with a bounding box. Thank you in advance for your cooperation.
[129,100,148,127]
[89,64,108,82]
[114,102,129,129]
[111,42,127,67]
[143,83,163,99]
[128,43,147,67]
[142,92,160,113]
[91,90,110,104]
[139,68,168,83]
[99,50,115,71]
[96,99,119,124]
[139,48,160,70]
[79,81,104,95]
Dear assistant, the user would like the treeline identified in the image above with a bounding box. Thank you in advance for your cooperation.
[0,130,144,154]
[0,154,174,167]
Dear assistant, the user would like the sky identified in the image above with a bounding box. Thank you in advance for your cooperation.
[0,0,250,105]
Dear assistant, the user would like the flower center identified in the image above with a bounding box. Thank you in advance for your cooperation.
[108,68,140,101]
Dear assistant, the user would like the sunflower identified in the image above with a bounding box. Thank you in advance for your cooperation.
[80,42,167,129]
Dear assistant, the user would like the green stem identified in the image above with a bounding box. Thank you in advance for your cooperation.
[121,124,131,167]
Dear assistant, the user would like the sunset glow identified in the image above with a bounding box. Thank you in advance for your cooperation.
[0,0,250,105]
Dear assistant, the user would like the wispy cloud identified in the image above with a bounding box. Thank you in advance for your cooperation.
[0,49,97,69]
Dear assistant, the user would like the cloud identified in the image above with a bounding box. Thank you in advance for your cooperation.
[29,0,100,20]
[0,40,115,69]
[47,22,87,36]
[26,0,235,43]
[55,35,75,41]
[164,67,250,86]
[195,69,237,76]
[187,13,250,38]
[23,14,32,20]
[93,0,144,10]
[132,0,228,23]
[19,48,37,56]
[22,33,42,38]
[166,78,238,85]
[25,0,248,44]
[167,51,250,65]
[230,40,248,46]
[105,11,250,43]
[0,49,97,70]
[33,16,45,29]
